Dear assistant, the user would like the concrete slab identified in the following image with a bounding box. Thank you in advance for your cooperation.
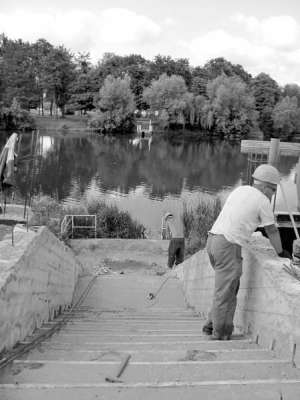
[1,360,300,384]
[1,384,300,400]
[82,274,187,311]
[19,348,278,362]
[70,239,169,272]
[29,339,259,352]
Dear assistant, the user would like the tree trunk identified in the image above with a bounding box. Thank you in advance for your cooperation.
[41,95,44,116]
[50,99,53,117]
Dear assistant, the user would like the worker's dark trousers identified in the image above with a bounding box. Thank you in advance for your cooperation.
[168,238,185,268]
[205,234,242,338]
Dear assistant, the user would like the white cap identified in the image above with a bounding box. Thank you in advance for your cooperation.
[252,164,280,185]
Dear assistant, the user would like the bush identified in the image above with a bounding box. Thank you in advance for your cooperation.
[87,201,145,239]
[0,98,35,130]
[88,112,107,133]
[183,195,222,257]
[30,195,146,239]
[88,112,134,134]
[30,195,87,237]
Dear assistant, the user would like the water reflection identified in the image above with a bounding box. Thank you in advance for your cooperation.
[17,134,248,198]
[1,131,298,236]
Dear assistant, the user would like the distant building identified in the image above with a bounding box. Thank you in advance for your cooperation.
[136,118,153,137]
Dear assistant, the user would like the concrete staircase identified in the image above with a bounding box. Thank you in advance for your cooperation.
[1,267,300,399]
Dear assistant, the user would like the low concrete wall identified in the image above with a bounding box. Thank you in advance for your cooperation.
[0,226,82,353]
[176,233,300,364]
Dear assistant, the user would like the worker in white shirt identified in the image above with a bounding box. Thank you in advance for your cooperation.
[162,212,185,269]
[202,164,290,340]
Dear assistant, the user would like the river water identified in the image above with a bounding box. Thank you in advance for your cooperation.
[3,131,299,238]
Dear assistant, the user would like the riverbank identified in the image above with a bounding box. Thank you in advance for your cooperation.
[33,114,92,133]
[32,115,258,142]
[32,115,219,141]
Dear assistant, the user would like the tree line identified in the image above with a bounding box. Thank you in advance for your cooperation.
[1,33,300,140]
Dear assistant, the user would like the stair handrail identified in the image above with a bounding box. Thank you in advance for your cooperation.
[60,214,97,239]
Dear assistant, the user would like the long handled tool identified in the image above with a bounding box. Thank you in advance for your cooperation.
[279,182,300,262]
[105,354,131,383]
[280,182,300,240]
[147,272,174,301]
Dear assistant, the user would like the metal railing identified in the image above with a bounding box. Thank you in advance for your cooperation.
[246,152,268,184]
[60,214,97,239]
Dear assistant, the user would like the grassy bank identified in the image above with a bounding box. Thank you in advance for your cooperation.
[183,195,222,257]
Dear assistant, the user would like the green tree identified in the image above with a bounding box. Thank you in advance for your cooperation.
[42,46,76,117]
[203,75,258,139]
[193,95,207,126]
[31,39,54,114]
[90,74,135,133]
[1,97,35,130]
[118,55,150,109]
[203,57,252,83]
[143,74,191,127]
[272,96,300,140]
[68,53,96,114]
[251,73,281,138]
[148,55,177,80]
[191,67,209,97]
[148,55,192,88]
[283,84,300,105]
[0,35,39,109]
[93,53,149,109]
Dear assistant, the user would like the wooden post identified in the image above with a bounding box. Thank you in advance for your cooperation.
[295,156,300,212]
[268,138,280,166]
[11,225,14,246]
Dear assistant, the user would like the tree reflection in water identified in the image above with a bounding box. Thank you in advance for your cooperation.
[8,132,298,236]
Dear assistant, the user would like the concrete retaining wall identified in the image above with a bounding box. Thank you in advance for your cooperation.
[176,233,300,364]
[0,226,82,353]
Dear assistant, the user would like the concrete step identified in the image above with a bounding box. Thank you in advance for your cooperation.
[71,307,195,314]
[64,308,197,314]
[1,383,300,400]
[23,348,279,362]
[50,316,204,324]
[66,315,200,321]
[1,360,299,384]
[34,338,258,352]
[39,334,230,344]
[57,328,205,334]
[81,275,187,310]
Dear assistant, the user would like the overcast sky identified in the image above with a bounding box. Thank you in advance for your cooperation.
[1,0,300,85]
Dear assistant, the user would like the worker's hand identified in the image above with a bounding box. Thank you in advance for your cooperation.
[278,249,292,259]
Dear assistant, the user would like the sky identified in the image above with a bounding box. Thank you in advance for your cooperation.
[1,0,300,85]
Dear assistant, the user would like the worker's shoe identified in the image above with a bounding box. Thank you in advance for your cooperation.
[209,335,231,341]
[202,323,213,336]
[209,334,224,341]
